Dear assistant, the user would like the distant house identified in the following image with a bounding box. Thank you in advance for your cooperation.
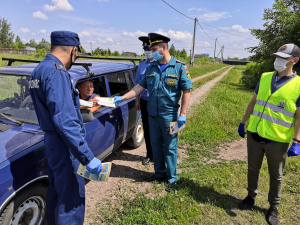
[194,53,209,58]
[121,52,136,57]
[21,46,36,55]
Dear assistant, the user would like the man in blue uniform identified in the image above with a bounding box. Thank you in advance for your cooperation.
[29,31,103,224]
[114,33,193,191]
[135,36,154,165]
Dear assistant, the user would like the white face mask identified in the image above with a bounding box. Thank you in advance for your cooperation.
[274,57,293,72]
[144,51,153,59]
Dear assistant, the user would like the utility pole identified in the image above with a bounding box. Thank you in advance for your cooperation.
[89,41,93,54]
[213,38,217,65]
[190,17,197,67]
[221,46,224,64]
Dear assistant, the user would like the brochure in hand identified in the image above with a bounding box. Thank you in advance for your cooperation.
[77,162,112,182]
[79,99,93,108]
[95,97,116,108]
[169,122,186,135]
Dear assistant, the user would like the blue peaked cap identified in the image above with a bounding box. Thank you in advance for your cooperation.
[51,31,81,52]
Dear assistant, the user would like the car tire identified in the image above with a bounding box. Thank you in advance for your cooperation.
[0,183,47,225]
[127,118,144,148]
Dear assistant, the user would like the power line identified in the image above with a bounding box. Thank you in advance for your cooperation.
[161,0,258,42]
[161,0,194,20]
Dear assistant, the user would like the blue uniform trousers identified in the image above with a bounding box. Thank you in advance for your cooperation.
[148,114,178,183]
[44,132,85,225]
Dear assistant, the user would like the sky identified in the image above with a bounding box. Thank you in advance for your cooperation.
[1,0,276,59]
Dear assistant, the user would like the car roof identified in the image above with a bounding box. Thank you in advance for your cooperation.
[0,59,136,83]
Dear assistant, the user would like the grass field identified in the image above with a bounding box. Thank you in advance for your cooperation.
[95,66,300,225]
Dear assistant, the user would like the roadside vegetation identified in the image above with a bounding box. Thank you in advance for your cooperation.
[94,66,300,225]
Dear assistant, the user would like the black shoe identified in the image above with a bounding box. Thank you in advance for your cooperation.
[145,175,166,183]
[142,157,151,165]
[266,207,279,225]
[165,182,176,192]
[238,195,255,210]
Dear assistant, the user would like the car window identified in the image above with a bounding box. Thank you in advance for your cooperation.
[107,71,134,96]
[0,74,38,124]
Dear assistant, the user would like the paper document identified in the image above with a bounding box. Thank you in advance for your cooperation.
[95,97,116,108]
[79,99,93,108]
[77,162,112,182]
[169,122,186,135]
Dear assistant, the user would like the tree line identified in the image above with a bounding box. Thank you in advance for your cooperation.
[242,0,300,88]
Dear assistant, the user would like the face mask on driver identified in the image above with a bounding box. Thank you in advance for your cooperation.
[274,57,293,72]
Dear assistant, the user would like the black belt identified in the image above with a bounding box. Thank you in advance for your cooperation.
[251,132,271,144]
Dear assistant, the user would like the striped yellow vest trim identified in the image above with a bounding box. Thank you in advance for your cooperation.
[248,72,300,143]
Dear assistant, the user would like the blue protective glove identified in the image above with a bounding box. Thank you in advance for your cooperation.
[287,142,300,157]
[86,157,103,174]
[238,123,245,138]
[178,115,186,128]
[113,96,123,105]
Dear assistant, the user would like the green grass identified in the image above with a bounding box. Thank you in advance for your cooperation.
[188,63,228,79]
[94,66,300,225]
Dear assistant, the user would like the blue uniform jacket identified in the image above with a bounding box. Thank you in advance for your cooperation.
[135,59,152,101]
[138,56,193,116]
[29,54,94,165]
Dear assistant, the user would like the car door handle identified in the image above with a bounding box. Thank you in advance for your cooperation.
[109,112,115,118]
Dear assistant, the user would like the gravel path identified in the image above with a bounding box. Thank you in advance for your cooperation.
[84,66,247,224]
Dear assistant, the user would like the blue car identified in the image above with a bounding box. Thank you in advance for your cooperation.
[0,57,144,224]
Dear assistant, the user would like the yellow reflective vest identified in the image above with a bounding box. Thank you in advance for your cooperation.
[248,72,300,143]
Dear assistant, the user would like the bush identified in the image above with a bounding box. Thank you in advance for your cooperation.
[34,48,46,58]
[241,59,274,89]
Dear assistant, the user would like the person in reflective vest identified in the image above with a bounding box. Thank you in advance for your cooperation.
[237,43,300,225]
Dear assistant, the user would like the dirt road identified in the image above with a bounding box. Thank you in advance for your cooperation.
[84,66,247,224]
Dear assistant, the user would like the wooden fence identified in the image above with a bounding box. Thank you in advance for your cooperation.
[0,48,36,55]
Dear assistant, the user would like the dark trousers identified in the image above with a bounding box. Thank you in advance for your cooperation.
[140,98,153,159]
[246,131,289,207]
[44,132,85,224]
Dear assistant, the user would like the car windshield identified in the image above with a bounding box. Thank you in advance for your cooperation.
[0,74,38,125]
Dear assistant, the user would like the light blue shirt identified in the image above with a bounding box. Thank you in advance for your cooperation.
[135,59,153,101]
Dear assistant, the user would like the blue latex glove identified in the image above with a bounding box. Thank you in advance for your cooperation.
[86,157,103,174]
[287,142,300,157]
[238,123,245,138]
[178,115,186,128]
[113,96,123,105]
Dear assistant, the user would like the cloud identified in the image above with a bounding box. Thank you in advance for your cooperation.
[97,37,114,44]
[79,31,91,37]
[188,7,204,12]
[232,25,249,33]
[198,11,232,22]
[19,28,30,33]
[38,29,47,34]
[43,0,74,12]
[167,30,192,40]
[122,30,147,37]
[32,11,48,20]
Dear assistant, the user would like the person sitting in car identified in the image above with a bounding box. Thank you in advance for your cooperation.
[77,80,101,112]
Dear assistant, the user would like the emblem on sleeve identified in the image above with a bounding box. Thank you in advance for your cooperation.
[186,71,191,79]
[167,78,175,86]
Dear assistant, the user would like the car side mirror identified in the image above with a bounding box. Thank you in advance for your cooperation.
[80,109,94,123]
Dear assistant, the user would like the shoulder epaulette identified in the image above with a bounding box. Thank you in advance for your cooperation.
[175,59,186,65]
[55,63,66,71]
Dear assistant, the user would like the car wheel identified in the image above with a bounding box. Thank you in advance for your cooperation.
[127,118,144,148]
[0,183,47,225]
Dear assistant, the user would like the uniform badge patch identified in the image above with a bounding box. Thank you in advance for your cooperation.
[167,79,175,86]
[278,101,286,108]
[186,71,191,79]
[184,66,188,70]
